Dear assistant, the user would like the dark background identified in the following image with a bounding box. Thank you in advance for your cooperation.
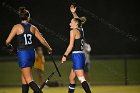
[0,0,140,56]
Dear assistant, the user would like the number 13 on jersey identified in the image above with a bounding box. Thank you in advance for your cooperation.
[24,34,32,45]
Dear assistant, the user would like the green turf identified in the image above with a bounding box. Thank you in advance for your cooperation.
[0,59,140,86]
[0,86,140,93]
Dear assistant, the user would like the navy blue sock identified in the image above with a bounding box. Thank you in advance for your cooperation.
[82,81,91,93]
[22,84,29,93]
[68,83,76,93]
[29,81,43,93]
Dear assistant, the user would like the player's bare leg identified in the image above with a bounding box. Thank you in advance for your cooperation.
[75,70,91,93]
[21,67,43,93]
[21,73,29,93]
[68,69,76,93]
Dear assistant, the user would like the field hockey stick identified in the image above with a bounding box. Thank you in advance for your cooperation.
[50,54,61,77]
[40,63,62,90]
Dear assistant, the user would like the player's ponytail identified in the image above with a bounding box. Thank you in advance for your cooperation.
[79,17,87,25]
[18,7,30,21]
[73,16,87,27]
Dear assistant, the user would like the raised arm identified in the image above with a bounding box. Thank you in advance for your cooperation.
[70,4,79,18]
[6,25,17,46]
[34,26,52,54]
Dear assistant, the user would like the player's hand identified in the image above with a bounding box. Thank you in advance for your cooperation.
[70,4,76,13]
[61,56,66,63]
[48,48,52,54]
[7,44,14,53]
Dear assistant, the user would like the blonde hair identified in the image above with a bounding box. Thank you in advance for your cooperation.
[73,16,87,27]
[79,16,87,25]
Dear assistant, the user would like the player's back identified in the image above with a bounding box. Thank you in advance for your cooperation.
[17,23,35,50]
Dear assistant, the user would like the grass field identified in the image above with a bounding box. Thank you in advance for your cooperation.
[0,58,140,86]
[0,85,140,93]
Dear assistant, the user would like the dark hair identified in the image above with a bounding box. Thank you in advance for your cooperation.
[18,7,30,21]
[73,17,87,27]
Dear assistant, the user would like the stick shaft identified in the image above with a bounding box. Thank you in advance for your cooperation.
[50,54,61,77]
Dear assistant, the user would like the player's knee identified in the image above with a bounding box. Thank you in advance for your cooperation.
[69,73,75,80]
[69,76,75,82]
[23,76,33,84]
[78,76,86,83]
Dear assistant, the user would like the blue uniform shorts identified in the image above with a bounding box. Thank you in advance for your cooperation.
[71,51,86,70]
[17,49,35,68]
